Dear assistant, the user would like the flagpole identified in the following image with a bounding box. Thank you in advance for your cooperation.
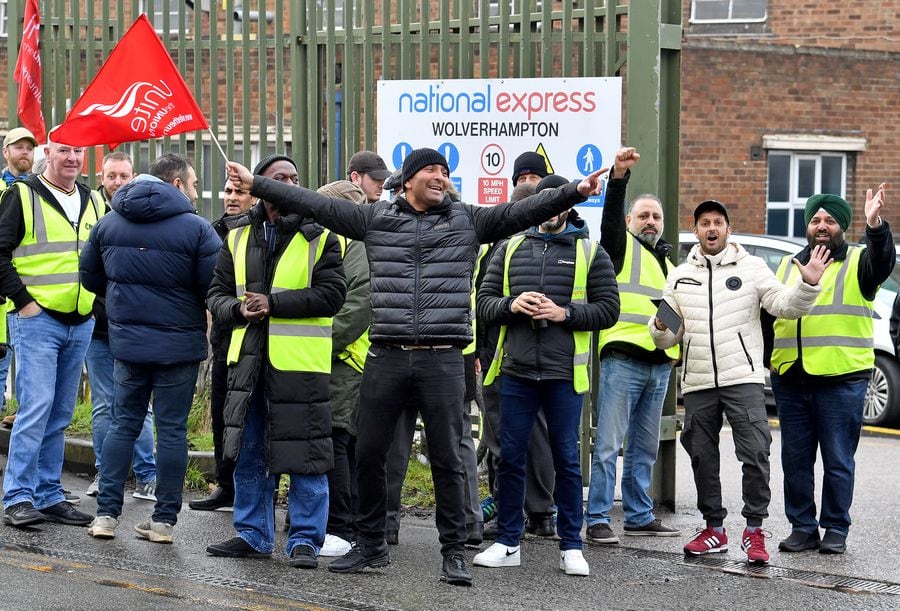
[208,128,229,164]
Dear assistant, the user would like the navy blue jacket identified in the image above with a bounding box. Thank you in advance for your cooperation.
[79,175,222,364]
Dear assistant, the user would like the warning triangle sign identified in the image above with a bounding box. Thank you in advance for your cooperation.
[535,143,554,174]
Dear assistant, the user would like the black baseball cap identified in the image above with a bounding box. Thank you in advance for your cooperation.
[348,151,391,181]
[693,200,730,224]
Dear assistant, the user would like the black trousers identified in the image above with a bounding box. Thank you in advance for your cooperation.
[210,357,234,492]
[355,344,467,555]
[327,427,357,540]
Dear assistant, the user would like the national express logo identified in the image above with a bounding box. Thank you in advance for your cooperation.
[78,80,178,137]
[397,84,597,120]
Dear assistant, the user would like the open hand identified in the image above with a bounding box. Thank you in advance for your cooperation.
[793,244,832,285]
[865,182,887,227]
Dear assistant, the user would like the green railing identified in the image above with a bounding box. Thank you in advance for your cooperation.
[4,0,681,507]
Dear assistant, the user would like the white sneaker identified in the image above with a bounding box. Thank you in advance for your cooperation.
[133,479,157,501]
[86,475,100,497]
[88,515,118,539]
[134,518,173,544]
[320,534,352,557]
[559,549,590,576]
[473,542,520,568]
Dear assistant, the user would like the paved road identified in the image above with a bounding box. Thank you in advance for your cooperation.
[0,425,898,610]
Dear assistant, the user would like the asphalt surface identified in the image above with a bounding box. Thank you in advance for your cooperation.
[0,424,898,610]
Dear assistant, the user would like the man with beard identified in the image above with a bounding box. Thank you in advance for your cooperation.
[650,200,830,565]
[585,147,681,544]
[769,186,892,555]
[474,174,620,577]
[226,148,607,587]
[0,128,37,190]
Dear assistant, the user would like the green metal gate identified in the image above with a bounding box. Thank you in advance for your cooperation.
[3,0,681,507]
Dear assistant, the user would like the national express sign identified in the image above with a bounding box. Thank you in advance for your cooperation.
[377,77,621,232]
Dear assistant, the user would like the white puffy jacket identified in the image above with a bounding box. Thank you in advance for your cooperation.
[649,241,820,393]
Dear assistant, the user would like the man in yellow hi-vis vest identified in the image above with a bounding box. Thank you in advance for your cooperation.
[769,186,893,555]
[586,147,682,545]
[0,134,102,529]
[474,175,620,577]
[206,155,345,569]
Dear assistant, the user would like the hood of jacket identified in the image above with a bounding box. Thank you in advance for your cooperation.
[111,174,195,223]
[526,211,590,242]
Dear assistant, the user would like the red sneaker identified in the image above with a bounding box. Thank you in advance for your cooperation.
[684,526,728,556]
[741,528,770,564]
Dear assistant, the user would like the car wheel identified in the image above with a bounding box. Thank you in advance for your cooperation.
[864,354,900,427]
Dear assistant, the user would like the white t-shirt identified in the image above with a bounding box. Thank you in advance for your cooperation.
[39,175,81,225]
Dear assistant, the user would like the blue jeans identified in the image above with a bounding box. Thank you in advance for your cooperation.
[2,311,93,510]
[772,373,867,536]
[587,352,671,527]
[0,327,13,404]
[496,375,585,551]
[96,360,199,524]
[233,388,328,555]
[85,338,155,482]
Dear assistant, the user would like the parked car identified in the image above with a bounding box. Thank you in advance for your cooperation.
[675,232,900,427]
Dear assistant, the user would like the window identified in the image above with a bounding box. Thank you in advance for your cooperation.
[140,1,193,36]
[0,0,8,38]
[316,0,344,29]
[691,0,766,23]
[766,151,847,238]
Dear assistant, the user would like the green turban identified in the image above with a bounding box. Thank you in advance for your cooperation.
[804,193,852,231]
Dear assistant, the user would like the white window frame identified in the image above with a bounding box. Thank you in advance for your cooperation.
[765,151,848,238]
[690,0,767,24]
[0,0,8,38]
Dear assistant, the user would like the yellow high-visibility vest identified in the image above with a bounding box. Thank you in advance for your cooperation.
[598,234,679,360]
[11,182,103,315]
[771,246,874,375]
[463,244,491,356]
[484,235,596,393]
[334,235,371,374]
[226,224,333,373]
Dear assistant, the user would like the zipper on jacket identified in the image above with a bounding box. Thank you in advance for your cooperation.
[682,339,691,382]
[706,260,719,387]
[737,331,754,371]
[413,214,423,340]
[535,240,550,380]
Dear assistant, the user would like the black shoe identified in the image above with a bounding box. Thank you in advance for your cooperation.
[778,529,820,552]
[466,522,484,547]
[289,544,319,569]
[441,553,473,587]
[3,501,45,527]
[189,487,234,511]
[206,536,272,558]
[39,501,92,526]
[385,529,399,545]
[819,530,847,555]
[525,514,556,537]
[328,542,391,573]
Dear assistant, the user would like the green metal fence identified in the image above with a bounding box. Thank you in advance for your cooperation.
[4,0,681,507]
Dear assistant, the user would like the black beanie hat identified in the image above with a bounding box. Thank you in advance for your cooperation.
[253,154,297,177]
[535,174,569,193]
[401,148,449,187]
[512,151,549,183]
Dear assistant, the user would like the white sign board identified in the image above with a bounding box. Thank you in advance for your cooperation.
[376,77,622,233]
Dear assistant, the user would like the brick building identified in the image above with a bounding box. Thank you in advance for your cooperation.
[680,0,900,241]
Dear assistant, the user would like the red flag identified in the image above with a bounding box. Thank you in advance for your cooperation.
[14,0,46,143]
[51,14,208,148]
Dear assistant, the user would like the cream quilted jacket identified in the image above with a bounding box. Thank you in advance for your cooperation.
[649,240,820,393]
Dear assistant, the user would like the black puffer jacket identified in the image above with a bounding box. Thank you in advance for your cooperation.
[251,178,589,346]
[477,217,620,381]
[208,212,243,360]
[206,204,346,474]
